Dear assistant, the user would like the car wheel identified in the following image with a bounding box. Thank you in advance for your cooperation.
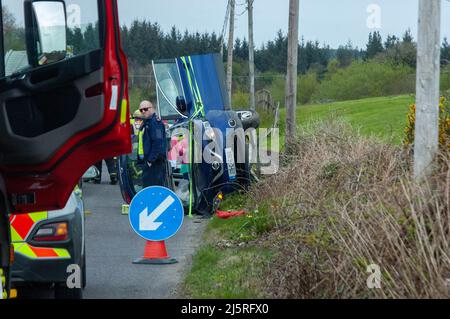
[55,282,83,300]
[82,250,86,289]
[242,143,259,187]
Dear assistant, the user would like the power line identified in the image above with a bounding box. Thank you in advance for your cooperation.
[236,0,249,17]
[236,8,248,17]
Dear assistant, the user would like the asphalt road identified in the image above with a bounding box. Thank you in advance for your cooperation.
[83,171,207,299]
[83,173,206,299]
[19,165,207,299]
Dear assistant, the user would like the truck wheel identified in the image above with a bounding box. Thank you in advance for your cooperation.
[82,251,86,289]
[55,256,84,300]
[55,283,83,300]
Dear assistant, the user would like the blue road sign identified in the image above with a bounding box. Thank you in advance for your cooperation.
[129,186,184,242]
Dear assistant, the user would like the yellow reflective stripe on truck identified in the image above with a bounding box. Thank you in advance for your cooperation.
[121,99,128,124]
[13,243,71,260]
[10,212,49,242]
[54,248,71,258]
[1,268,6,299]
[14,243,37,258]
[28,212,48,223]
[10,226,23,242]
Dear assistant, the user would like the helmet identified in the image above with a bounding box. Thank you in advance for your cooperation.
[133,110,144,119]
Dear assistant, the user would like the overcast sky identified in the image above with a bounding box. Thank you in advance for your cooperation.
[118,0,450,49]
[3,0,449,49]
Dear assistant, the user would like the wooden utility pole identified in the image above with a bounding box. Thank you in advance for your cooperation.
[248,0,256,110]
[285,0,299,152]
[414,0,441,179]
[220,1,231,58]
[227,0,235,106]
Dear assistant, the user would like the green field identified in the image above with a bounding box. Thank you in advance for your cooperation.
[260,94,415,145]
[297,95,415,143]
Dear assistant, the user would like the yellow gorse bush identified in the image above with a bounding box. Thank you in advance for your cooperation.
[404,97,450,152]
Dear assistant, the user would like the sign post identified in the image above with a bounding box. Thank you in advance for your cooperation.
[129,187,184,265]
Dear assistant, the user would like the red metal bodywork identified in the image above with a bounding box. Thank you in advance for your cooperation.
[0,0,131,213]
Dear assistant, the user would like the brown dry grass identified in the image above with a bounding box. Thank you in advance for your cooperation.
[247,119,449,299]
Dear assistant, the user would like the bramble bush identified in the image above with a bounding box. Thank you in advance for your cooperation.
[312,61,415,102]
[232,91,250,109]
[297,72,320,105]
[261,72,319,106]
[244,120,449,299]
[255,61,418,106]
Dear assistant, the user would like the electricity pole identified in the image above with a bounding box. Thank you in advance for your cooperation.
[248,0,256,110]
[414,0,441,179]
[220,1,231,58]
[227,0,235,107]
[285,0,299,152]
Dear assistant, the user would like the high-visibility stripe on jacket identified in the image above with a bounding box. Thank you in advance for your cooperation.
[138,128,145,161]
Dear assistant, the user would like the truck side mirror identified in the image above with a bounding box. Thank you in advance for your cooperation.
[176,96,187,115]
[25,0,67,67]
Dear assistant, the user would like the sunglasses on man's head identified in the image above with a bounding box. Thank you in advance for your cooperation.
[140,107,151,113]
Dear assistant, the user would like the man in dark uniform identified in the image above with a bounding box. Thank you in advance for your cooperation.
[138,101,168,188]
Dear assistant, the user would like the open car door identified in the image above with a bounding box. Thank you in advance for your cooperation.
[0,0,130,296]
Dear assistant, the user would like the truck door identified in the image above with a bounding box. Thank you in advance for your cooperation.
[1,1,130,295]
[0,0,131,214]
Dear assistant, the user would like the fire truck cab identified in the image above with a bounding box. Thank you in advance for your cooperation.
[0,0,131,298]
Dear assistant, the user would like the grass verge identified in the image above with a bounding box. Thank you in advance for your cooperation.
[183,118,449,299]
[183,208,273,298]
[183,193,279,299]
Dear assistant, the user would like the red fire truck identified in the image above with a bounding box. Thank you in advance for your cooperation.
[0,0,131,299]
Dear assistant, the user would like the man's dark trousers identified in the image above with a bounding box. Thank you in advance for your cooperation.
[143,159,167,188]
[94,158,118,183]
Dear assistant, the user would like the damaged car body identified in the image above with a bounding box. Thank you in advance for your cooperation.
[119,53,260,215]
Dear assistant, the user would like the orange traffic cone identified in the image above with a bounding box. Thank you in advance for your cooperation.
[133,241,178,265]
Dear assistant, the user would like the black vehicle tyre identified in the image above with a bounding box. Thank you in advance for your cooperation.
[55,282,83,300]
[82,250,86,289]
[245,144,259,186]
[236,109,260,130]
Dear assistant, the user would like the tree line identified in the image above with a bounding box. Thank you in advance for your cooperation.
[119,20,340,75]
[3,7,450,105]
[118,20,450,106]
[3,8,449,77]
[119,20,450,74]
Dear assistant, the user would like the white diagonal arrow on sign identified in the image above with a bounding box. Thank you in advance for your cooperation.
[139,195,175,231]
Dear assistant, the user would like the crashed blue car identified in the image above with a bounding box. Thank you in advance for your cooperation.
[119,53,260,215]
